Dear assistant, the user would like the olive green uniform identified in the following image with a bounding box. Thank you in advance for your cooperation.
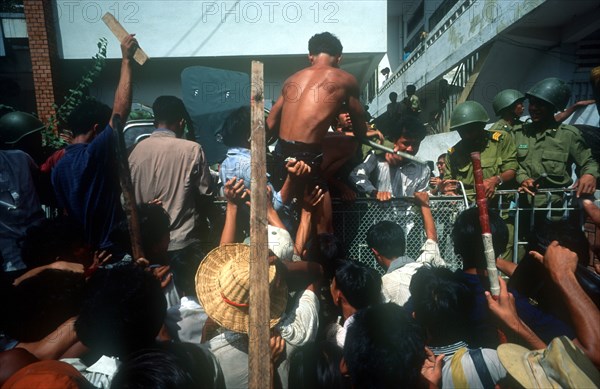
[513,122,599,188]
[445,130,518,201]
[488,118,523,133]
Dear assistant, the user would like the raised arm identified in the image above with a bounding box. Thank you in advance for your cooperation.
[346,84,367,141]
[109,34,137,129]
[531,242,600,367]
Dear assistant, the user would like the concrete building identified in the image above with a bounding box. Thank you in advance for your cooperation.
[367,0,600,135]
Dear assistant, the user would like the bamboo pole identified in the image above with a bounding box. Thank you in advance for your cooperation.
[248,60,270,389]
[112,114,145,260]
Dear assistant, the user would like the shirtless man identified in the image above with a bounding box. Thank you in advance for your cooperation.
[267,32,368,231]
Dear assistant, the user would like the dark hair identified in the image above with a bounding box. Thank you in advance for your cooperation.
[389,92,398,101]
[111,342,225,389]
[305,233,346,279]
[344,303,426,389]
[334,260,381,309]
[110,203,171,265]
[21,217,89,269]
[409,266,474,345]
[288,341,344,389]
[452,207,508,270]
[221,106,250,147]
[437,153,447,161]
[366,221,405,259]
[308,32,343,56]
[75,265,167,357]
[153,96,187,126]
[67,99,111,137]
[406,84,416,95]
[526,219,590,264]
[4,269,85,342]
[388,116,426,142]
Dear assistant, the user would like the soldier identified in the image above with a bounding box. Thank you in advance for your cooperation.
[489,89,525,132]
[442,101,518,260]
[514,78,599,211]
[442,101,517,202]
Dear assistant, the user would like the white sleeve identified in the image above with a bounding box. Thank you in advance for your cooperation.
[277,289,319,346]
[416,239,446,267]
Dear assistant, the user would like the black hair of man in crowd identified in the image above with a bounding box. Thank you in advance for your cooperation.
[333,260,382,310]
[388,115,427,144]
[410,266,474,346]
[308,32,343,57]
[4,269,85,342]
[451,207,508,270]
[366,220,406,259]
[152,96,187,128]
[67,99,112,137]
[111,341,225,389]
[221,106,250,148]
[343,303,426,389]
[75,265,167,358]
[288,341,344,389]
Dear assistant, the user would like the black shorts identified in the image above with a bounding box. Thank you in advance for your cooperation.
[273,139,328,192]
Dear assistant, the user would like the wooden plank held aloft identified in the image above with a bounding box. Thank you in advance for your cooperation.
[248,60,271,389]
[112,114,145,261]
[102,12,149,65]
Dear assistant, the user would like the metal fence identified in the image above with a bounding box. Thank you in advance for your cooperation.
[332,196,468,273]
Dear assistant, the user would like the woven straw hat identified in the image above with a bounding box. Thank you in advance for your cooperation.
[195,244,288,333]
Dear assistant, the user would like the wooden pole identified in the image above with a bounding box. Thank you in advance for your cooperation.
[112,114,145,260]
[248,61,270,389]
[471,151,500,296]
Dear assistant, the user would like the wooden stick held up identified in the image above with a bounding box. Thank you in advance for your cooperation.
[112,114,145,261]
[102,12,149,65]
[471,151,500,296]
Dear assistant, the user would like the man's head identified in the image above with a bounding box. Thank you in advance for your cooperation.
[330,260,381,311]
[386,116,426,166]
[75,265,167,357]
[152,96,188,137]
[308,32,342,66]
[366,221,406,270]
[410,266,474,345]
[452,207,508,270]
[450,101,489,151]
[336,106,352,131]
[343,303,426,389]
[437,153,447,176]
[389,92,398,103]
[492,89,525,119]
[526,77,571,123]
[406,84,416,96]
[68,99,111,139]
[221,106,250,148]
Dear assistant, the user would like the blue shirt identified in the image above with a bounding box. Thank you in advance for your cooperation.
[0,150,44,271]
[219,147,284,211]
[52,125,124,250]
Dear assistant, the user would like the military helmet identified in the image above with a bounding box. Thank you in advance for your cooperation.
[526,77,571,111]
[450,101,489,130]
[0,111,45,146]
[492,89,525,116]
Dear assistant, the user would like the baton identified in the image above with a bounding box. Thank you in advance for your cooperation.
[360,139,427,166]
[471,151,500,296]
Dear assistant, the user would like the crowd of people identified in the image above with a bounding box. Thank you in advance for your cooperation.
[1,31,600,388]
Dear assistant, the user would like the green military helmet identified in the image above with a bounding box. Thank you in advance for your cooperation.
[492,89,525,116]
[526,77,571,111]
[0,111,45,146]
[449,101,489,130]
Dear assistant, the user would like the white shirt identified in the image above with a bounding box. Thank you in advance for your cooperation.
[381,239,445,306]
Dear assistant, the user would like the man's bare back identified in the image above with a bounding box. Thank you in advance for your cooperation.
[268,59,367,145]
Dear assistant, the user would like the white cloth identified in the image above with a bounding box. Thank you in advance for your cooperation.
[165,295,207,344]
[277,289,319,346]
[326,314,355,348]
[381,239,445,306]
[350,153,430,198]
[62,355,120,389]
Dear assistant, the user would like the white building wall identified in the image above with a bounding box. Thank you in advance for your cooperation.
[372,0,544,116]
[55,0,386,59]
